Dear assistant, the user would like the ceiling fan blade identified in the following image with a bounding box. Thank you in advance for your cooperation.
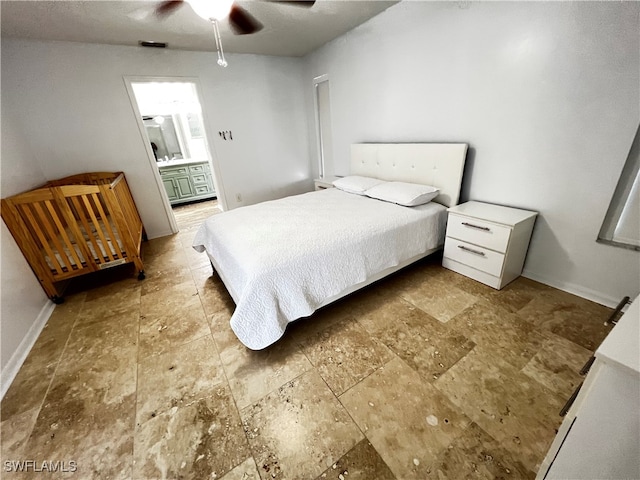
[155,0,184,18]
[267,0,315,7]
[229,4,263,35]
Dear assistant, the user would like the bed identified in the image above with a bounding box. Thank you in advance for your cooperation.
[1,172,145,303]
[193,143,468,349]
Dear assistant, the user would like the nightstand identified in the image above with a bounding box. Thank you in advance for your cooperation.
[313,176,340,191]
[442,201,537,289]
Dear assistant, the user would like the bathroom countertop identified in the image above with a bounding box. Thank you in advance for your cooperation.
[156,158,208,168]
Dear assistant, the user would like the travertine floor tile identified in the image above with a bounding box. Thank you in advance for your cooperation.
[184,244,211,270]
[357,297,475,382]
[220,335,312,410]
[427,422,534,479]
[199,280,237,316]
[209,310,241,352]
[193,264,236,316]
[399,276,478,323]
[1,354,57,421]
[140,264,193,296]
[1,297,86,421]
[139,295,210,359]
[1,407,40,462]
[176,227,200,249]
[143,234,183,256]
[139,280,199,320]
[446,300,547,369]
[76,285,140,326]
[288,300,355,346]
[300,318,393,396]
[136,335,225,424]
[54,310,138,406]
[434,347,565,472]
[316,439,396,480]
[340,357,472,480]
[191,263,218,292]
[220,457,261,480]
[82,274,140,304]
[517,293,613,350]
[521,334,592,398]
[24,384,135,479]
[143,243,188,269]
[134,386,250,480]
[241,370,363,480]
[488,276,552,312]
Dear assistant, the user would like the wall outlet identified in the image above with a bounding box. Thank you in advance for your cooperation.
[235,193,242,202]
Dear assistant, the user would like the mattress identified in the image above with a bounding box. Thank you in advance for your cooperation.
[192,188,447,349]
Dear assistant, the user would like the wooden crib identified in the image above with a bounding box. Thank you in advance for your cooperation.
[1,172,145,303]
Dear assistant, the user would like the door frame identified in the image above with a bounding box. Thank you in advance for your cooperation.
[313,73,330,179]
[123,75,227,235]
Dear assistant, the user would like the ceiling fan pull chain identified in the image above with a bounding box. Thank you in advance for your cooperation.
[211,19,228,67]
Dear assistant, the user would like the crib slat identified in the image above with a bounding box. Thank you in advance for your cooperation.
[44,200,85,268]
[101,182,136,257]
[31,202,74,272]
[81,194,116,262]
[20,203,65,274]
[91,192,120,258]
[32,202,77,272]
[51,187,99,274]
[70,195,103,265]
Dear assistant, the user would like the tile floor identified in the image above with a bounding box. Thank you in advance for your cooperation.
[1,199,615,479]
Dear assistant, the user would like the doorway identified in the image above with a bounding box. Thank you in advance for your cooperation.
[125,78,224,233]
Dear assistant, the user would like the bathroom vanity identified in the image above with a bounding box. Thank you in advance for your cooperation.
[157,159,216,205]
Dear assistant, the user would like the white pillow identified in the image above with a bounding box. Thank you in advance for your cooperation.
[365,181,439,206]
[332,175,386,195]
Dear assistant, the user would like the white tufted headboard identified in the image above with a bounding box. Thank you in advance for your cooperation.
[350,143,468,207]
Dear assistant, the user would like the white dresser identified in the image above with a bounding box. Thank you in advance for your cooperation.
[537,296,640,479]
[442,201,537,289]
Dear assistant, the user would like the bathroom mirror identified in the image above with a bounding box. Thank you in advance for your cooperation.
[143,115,185,161]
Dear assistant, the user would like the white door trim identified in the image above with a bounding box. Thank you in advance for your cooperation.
[123,76,227,236]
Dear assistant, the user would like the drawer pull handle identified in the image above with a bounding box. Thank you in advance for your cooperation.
[462,222,491,232]
[458,245,486,256]
[560,382,583,416]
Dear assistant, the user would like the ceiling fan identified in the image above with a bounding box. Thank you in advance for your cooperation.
[155,0,315,67]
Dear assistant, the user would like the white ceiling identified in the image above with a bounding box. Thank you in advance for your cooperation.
[0,0,398,57]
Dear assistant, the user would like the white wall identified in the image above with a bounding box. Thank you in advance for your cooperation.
[2,38,311,239]
[1,104,52,380]
[304,1,640,305]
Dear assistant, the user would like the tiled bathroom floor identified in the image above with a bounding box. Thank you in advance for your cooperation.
[1,201,614,479]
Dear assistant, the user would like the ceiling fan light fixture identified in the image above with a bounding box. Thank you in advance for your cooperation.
[187,0,234,21]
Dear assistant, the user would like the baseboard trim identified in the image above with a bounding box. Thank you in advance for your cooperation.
[0,300,55,400]
[147,229,176,240]
[521,269,620,308]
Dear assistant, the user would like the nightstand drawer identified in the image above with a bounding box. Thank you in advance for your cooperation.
[444,238,505,277]
[447,213,511,253]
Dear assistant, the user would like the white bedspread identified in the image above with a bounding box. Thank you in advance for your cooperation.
[192,188,447,349]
